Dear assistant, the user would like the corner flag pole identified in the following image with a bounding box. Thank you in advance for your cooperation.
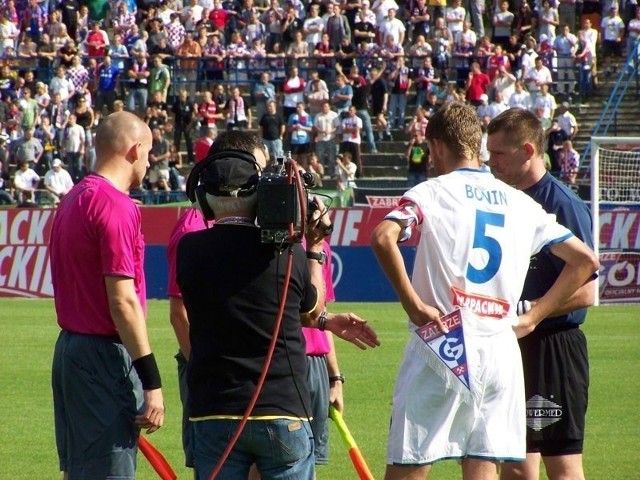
[329,405,375,480]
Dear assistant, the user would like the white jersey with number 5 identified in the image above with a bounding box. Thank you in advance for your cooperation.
[387,168,573,329]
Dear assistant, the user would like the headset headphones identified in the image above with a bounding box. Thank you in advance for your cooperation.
[186,149,262,221]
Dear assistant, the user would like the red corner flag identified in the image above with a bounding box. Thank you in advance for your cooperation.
[139,435,177,480]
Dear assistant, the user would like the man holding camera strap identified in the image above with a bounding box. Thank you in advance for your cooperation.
[176,131,379,479]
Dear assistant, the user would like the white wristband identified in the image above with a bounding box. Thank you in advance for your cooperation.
[516,300,532,316]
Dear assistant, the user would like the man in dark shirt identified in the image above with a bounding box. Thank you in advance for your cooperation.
[258,99,285,161]
[172,89,197,165]
[177,131,379,479]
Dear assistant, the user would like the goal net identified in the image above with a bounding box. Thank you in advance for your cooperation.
[590,137,640,304]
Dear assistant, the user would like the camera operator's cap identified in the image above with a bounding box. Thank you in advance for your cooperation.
[52,158,63,167]
[201,154,260,196]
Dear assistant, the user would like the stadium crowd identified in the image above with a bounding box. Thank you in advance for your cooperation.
[0,0,636,205]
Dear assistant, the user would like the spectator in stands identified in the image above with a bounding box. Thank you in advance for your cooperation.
[476,92,491,117]
[19,87,40,132]
[194,126,218,164]
[306,76,330,116]
[486,90,510,119]
[172,89,197,165]
[492,0,515,48]
[380,7,406,46]
[427,0,446,22]
[486,43,512,81]
[303,3,326,51]
[491,64,517,103]
[251,72,274,124]
[84,21,110,58]
[313,100,340,170]
[534,82,557,120]
[324,1,351,51]
[282,65,306,122]
[126,53,150,114]
[259,99,285,161]
[176,32,202,99]
[149,127,172,192]
[34,115,56,175]
[62,113,86,183]
[94,55,120,124]
[553,24,578,95]
[429,16,453,75]
[331,74,353,118]
[44,158,74,203]
[466,60,491,106]
[559,139,579,184]
[371,0,400,28]
[225,85,252,131]
[198,90,223,136]
[287,101,313,168]
[413,56,438,109]
[148,55,171,104]
[287,29,311,69]
[353,4,377,45]
[335,151,356,206]
[546,118,569,172]
[524,55,553,101]
[539,0,560,42]
[13,158,41,204]
[601,5,626,77]
[0,11,18,56]
[576,17,598,90]
[49,66,74,108]
[452,21,476,82]
[387,55,411,131]
[307,151,325,185]
[339,104,364,176]
[345,64,377,154]
[627,9,640,62]
[12,127,43,169]
[369,62,391,141]
[556,101,578,138]
[445,0,466,37]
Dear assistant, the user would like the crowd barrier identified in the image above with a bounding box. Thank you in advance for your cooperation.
[1,204,638,303]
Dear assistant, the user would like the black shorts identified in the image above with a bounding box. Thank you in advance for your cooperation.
[291,143,311,155]
[602,40,623,58]
[519,325,589,456]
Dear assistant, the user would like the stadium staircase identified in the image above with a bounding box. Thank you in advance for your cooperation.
[574,42,640,179]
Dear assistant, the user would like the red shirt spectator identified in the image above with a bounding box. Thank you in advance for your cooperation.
[466,61,491,105]
[85,22,108,57]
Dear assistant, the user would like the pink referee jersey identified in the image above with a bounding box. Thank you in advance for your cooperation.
[302,239,335,356]
[167,208,211,297]
[50,174,147,336]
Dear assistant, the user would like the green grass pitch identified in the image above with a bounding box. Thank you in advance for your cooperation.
[0,300,638,479]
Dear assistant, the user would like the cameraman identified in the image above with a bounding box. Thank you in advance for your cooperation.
[176,131,379,479]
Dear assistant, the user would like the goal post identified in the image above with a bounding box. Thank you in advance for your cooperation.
[590,137,640,305]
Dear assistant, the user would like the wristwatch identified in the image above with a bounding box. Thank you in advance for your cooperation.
[306,251,327,264]
[329,374,345,384]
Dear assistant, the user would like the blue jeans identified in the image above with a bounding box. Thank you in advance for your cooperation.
[389,93,408,130]
[356,109,377,152]
[315,139,337,169]
[193,418,314,480]
[264,138,284,162]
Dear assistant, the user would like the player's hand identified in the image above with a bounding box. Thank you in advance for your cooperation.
[329,381,344,414]
[326,312,380,350]
[407,303,445,331]
[513,312,537,338]
[136,389,165,434]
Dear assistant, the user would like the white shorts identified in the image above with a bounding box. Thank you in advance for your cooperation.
[386,315,526,465]
[149,168,170,184]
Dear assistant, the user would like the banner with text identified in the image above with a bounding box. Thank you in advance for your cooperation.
[1,205,639,303]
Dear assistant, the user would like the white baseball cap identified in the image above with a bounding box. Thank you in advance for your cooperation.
[52,158,63,167]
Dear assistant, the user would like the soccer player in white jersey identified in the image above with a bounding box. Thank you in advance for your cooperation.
[371,102,599,480]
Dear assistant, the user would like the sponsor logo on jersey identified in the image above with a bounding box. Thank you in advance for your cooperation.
[415,309,471,390]
[525,395,564,431]
[451,286,510,318]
